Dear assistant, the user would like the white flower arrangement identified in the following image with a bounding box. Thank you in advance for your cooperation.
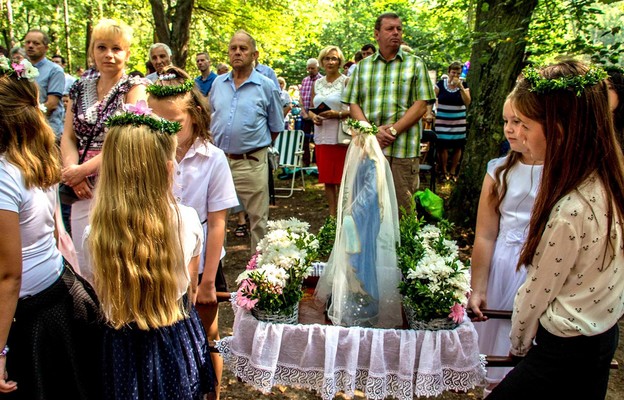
[397,216,471,324]
[236,218,318,314]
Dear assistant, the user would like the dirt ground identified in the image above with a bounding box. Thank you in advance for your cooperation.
[216,174,624,399]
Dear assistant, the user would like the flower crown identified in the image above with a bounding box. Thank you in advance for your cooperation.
[0,56,40,82]
[523,64,608,96]
[345,118,378,135]
[146,77,195,98]
[105,101,181,135]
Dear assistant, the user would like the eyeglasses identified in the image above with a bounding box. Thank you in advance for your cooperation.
[324,57,340,63]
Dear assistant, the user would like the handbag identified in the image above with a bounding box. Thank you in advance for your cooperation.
[338,120,352,145]
[59,134,96,205]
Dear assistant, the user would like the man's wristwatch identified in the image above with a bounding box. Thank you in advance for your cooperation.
[389,126,398,136]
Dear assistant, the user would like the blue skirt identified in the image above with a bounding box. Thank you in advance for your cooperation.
[102,305,216,400]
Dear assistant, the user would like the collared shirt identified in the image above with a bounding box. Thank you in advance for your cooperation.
[343,48,435,158]
[209,70,284,154]
[146,72,158,82]
[255,64,280,89]
[64,73,77,95]
[195,71,217,96]
[34,58,66,138]
[300,73,323,111]
[173,139,239,269]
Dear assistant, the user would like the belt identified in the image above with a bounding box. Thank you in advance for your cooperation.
[226,147,266,162]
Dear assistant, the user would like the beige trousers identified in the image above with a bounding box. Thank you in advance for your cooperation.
[228,148,269,253]
[386,156,420,216]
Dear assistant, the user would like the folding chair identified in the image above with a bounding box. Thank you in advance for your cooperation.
[273,130,306,198]
[419,127,438,192]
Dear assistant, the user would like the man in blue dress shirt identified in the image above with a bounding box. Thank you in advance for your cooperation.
[210,30,284,252]
[25,30,65,139]
[194,52,217,96]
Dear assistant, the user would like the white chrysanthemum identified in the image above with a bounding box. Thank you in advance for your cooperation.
[259,264,290,287]
[427,281,441,294]
[442,239,459,257]
[267,218,310,234]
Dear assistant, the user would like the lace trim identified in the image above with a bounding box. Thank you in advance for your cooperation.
[443,78,461,93]
[219,338,486,399]
[315,75,347,98]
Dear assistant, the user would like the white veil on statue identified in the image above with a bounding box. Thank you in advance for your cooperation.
[315,123,402,328]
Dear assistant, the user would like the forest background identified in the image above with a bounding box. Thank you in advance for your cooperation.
[1,0,623,225]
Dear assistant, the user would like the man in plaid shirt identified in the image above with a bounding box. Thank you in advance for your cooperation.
[299,58,323,166]
[343,12,436,212]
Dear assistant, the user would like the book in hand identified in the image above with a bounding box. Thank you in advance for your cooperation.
[309,102,331,114]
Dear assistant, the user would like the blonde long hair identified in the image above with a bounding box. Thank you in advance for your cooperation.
[88,124,185,330]
[0,75,60,188]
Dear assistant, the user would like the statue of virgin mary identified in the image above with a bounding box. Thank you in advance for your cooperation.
[314,122,402,328]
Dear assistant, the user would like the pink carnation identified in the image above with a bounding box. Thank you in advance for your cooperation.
[11,62,25,77]
[448,303,465,324]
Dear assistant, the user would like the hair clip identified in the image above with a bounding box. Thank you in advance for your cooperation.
[146,79,195,98]
[0,55,40,82]
[523,64,608,96]
[106,101,181,135]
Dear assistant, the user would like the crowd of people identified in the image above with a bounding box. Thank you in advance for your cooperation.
[1,10,624,400]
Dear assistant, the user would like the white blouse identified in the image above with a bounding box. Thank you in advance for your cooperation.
[312,75,348,145]
[511,175,624,356]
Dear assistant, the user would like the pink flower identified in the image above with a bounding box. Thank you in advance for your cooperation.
[236,288,259,311]
[448,303,465,324]
[123,100,152,116]
[246,252,259,270]
[11,62,25,77]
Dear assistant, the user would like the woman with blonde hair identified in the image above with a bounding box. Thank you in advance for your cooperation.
[60,18,148,282]
[0,57,102,399]
[86,110,216,399]
[307,45,350,216]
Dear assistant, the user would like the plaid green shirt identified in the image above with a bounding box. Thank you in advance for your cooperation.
[343,48,435,158]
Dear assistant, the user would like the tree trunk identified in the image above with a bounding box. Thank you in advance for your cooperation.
[63,0,71,72]
[148,0,194,67]
[170,0,193,68]
[448,0,538,227]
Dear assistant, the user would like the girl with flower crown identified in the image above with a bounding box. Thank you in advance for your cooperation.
[85,112,216,399]
[147,65,238,399]
[469,95,543,396]
[0,57,103,399]
[487,60,624,399]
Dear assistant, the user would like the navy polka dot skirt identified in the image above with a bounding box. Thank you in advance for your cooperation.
[102,305,216,400]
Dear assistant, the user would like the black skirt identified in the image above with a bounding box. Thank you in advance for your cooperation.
[102,304,216,400]
[5,264,103,400]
